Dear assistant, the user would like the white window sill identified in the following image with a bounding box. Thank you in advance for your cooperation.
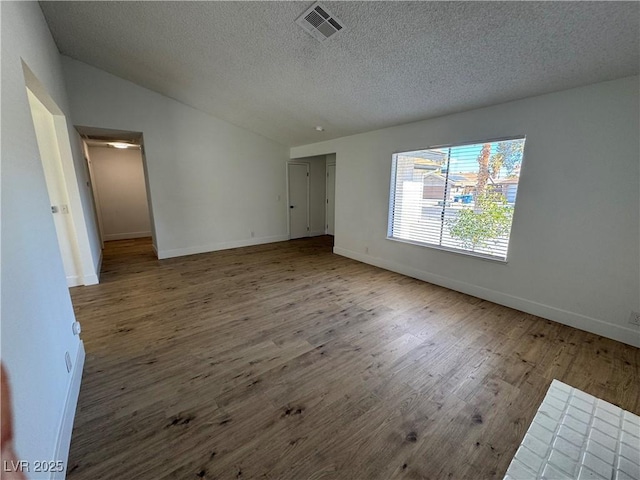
[386,236,509,264]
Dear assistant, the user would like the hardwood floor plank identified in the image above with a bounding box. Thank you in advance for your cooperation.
[67,236,640,479]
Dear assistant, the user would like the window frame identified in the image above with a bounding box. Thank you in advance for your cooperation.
[386,135,526,263]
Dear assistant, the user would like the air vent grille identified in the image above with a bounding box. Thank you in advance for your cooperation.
[296,2,344,43]
[305,10,324,28]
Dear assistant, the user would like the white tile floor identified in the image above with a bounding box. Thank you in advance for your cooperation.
[504,380,640,480]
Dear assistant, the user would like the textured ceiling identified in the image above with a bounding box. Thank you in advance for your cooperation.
[40,1,639,147]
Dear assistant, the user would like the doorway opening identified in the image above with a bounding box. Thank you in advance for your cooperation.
[288,154,335,246]
[76,126,158,267]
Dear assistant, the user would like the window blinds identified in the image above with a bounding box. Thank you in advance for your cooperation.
[388,137,525,261]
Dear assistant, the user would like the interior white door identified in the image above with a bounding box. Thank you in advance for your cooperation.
[288,163,309,239]
[326,164,336,235]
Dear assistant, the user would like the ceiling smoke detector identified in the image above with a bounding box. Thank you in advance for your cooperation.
[295,2,344,43]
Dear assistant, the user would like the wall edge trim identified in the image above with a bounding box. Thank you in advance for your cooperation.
[52,341,85,480]
[103,231,152,241]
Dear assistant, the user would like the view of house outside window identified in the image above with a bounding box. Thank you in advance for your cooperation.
[388,137,526,261]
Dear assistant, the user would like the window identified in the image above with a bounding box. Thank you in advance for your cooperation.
[387,137,526,261]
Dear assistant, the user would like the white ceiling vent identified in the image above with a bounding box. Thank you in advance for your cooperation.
[296,2,344,43]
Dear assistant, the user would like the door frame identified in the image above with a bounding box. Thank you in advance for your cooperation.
[82,137,155,249]
[82,147,106,248]
[287,161,310,239]
[23,61,99,285]
[325,160,336,235]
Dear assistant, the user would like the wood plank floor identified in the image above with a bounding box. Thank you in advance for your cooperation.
[68,236,640,480]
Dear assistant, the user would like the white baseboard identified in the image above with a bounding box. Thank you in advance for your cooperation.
[82,250,101,286]
[158,234,290,260]
[103,231,152,241]
[73,251,102,287]
[333,247,640,348]
[66,275,82,287]
[52,341,85,480]
[83,273,99,286]
[309,230,326,237]
[151,243,158,258]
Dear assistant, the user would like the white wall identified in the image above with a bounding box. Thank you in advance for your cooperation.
[291,77,640,348]
[88,146,151,241]
[1,2,90,477]
[290,155,327,236]
[61,57,290,259]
